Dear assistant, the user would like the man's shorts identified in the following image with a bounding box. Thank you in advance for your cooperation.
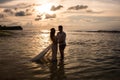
[59,44,66,50]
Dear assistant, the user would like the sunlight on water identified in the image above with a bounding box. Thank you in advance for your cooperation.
[30,30,51,58]
[41,32,50,45]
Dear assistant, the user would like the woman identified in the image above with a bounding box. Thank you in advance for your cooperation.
[50,28,58,62]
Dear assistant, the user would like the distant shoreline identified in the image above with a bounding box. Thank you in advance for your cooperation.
[86,30,120,33]
[71,30,120,33]
[0,25,23,30]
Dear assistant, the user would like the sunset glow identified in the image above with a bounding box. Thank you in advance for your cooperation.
[35,3,53,14]
[0,0,120,30]
[0,1,120,80]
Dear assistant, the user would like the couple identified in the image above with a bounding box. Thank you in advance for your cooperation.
[50,25,66,62]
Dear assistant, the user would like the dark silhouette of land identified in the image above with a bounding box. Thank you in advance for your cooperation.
[86,30,120,33]
[0,25,23,30]
[71,30,120,33]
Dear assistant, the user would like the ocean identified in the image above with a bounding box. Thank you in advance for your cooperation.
[0,26,120,80]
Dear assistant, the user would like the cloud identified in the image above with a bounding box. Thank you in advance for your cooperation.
[68,5,88,10]
[3,9,29,16]
[86,10,104,14]
[97,0,120,4]
[45,14,56,19]
[51,5,63,11]
[0,13,5,18]
[35,17,42,21]
[0,3,32,9]
[0,0,13,3]
[32,3,41,6]
[16,3,32,8]
[35,14,42,21]
[15,10,33,16]
[2,7,33,16]
[34,13,56,21]
[3,8,14,14]
[15,11,26,16]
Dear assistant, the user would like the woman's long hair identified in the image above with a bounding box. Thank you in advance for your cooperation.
[50,28,55,41]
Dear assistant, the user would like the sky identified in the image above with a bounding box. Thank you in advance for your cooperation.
[0,0,120,31]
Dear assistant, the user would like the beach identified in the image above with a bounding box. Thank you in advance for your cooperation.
[0,26,120,80]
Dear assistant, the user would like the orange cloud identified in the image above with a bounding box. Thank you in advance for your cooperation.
[68,5,88,10]
[51,5,63,11]
[45,14,56,19]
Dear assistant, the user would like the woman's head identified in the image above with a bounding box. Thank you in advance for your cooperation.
[50,28,55,40]
[50,28,55,35]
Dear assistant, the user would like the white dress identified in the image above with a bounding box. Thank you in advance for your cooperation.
[51,36,58,61]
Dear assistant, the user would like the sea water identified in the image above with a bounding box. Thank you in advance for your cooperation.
[0,26,120,80]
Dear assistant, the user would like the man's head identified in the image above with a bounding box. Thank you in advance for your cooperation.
[58,25,63,32]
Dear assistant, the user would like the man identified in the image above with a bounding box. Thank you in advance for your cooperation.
[57,25,66,60]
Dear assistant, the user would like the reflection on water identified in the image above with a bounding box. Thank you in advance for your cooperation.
[49,60,66,80]
[0,27,120,80]
[33,59,67,80]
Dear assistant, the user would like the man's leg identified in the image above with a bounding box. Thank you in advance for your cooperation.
[60,48,64,60]
[59,44,66,60]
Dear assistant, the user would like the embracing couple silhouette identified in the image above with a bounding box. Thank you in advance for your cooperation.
[50,25,66,62]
